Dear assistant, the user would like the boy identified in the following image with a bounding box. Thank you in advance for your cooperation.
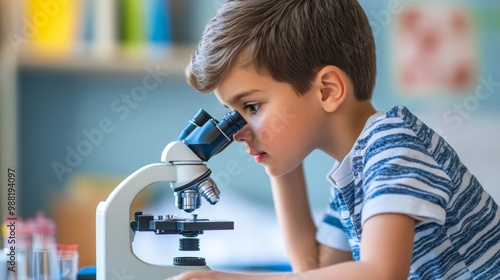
[169,0,500,279]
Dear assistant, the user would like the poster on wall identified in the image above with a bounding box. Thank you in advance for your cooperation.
[392,3,478,96]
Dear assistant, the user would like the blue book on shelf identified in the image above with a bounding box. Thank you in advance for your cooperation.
[146,0,172,44]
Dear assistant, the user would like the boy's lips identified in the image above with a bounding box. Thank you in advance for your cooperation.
[249,150,267,163]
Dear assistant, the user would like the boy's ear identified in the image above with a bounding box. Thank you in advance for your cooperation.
[316,65,348,113]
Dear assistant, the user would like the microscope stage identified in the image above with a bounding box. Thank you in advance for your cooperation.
[155,219,234,231]
[131,211,234,236]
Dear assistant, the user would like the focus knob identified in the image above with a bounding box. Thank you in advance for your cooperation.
[173,257,206,266]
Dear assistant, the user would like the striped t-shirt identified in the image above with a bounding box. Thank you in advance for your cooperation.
[316,106,500,279]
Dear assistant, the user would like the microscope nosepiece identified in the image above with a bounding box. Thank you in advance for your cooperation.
[174,178,221,212]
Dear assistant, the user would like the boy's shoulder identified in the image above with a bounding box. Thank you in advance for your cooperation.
[360,106,422,143]
[370,105,418,128]
[357,105,445,156]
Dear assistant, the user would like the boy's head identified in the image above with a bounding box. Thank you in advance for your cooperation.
[187,0,376,101]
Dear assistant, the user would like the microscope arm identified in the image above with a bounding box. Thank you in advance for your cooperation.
[96,161,212,279]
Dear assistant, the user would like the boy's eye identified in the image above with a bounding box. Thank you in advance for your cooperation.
[244,103,261,114]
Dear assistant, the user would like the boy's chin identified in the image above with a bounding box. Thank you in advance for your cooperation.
[264,163,298,178]
[263,165,281,177]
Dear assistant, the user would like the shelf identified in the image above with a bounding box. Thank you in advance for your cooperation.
[16,45,196,76]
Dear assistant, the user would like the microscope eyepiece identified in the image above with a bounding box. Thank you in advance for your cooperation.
[217,110,247,139]
[192,109,212,126]
[177,109,213,141]
[181,109,247,161]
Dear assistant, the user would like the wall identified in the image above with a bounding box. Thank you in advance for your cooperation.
[12,0,500,269]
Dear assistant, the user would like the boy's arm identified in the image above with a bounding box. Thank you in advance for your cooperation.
[168,213,415,280]
[270,163,352,271]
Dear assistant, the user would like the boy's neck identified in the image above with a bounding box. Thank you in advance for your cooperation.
[322,100,376,162]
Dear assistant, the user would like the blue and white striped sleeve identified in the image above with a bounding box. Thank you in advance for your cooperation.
[361,125,452,226]
[316,187,351,252]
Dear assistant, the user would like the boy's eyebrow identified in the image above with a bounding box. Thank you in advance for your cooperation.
[222,90,259,108]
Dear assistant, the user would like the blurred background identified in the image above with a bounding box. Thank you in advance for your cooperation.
[0,0,499,273]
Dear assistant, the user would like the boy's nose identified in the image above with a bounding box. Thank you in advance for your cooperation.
[233,125,252,142]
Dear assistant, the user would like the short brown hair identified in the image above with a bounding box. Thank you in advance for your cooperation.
[187,0,376,100]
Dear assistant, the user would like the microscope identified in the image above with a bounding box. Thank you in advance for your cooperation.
[96,109,247,280]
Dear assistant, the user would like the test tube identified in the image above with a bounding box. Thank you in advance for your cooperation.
[57,244,79,280]
[17,220,33,280]
[32,214,59,280]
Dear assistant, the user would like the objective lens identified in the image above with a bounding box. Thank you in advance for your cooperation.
[217,110,247,138]
[175,190,200,213]
[198,178,220,205]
